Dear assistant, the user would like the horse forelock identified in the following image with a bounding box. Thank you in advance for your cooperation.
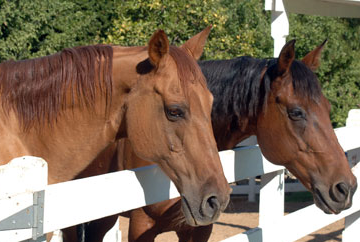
[262,58,322,112]
[168,46,207,97]
[289,60,322,103]
[0,45,113,130]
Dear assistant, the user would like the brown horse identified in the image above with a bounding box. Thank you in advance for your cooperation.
[78,39,357,242]
[0,27,231,239]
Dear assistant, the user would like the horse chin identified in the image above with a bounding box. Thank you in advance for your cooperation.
[180,196,198,226]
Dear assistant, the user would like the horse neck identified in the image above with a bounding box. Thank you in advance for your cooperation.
[201,57,266,151]
[212,115,256,151]
[4,104,120,183]
[40,47,149,183]
[0,46,147,183]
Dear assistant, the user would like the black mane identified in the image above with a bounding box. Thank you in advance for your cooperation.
[199,56,322,129]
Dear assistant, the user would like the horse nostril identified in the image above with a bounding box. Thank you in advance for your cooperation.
[201,195,220,218]
[208,196,219,210]
[330,182,349,203]
[336,182,349,197]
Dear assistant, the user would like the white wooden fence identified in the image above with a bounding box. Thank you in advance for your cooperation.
[1,111,360,242]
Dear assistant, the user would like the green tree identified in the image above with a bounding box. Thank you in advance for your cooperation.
[105,0,272,60]
[0,0,117,61]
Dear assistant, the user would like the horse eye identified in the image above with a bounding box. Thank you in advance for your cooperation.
[165,105,185,121]
[288,107,306,121]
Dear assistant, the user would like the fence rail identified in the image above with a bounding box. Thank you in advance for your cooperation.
[1,121,360,242]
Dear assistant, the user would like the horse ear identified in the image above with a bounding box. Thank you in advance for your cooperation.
[181,26,212,60]
[302,39,327,71]
[148,30,170,68]
[277,39,296,76]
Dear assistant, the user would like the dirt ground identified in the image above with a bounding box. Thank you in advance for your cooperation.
[118,196,344,242]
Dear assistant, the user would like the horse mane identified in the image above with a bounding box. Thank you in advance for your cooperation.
[0,44,113,130]
[200,57,268,126]
[200,56,321,129]
[169,46,207,96]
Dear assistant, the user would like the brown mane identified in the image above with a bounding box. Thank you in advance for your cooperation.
[169,46,207,96]
[0,45,113,130]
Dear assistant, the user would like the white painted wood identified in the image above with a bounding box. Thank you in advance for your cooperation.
[266,0,360,57]
[221,227,262,242]
[0,156,47,198]
[346,147,360,168]
[346,109,360,127]
[283,182,306,192]
[25,235,46,242]
[342,163,360,242]
[103,218,120,242]
[50,230,63,242]
[0,192,34,224]
[335,126,360,152]
[231,181,306,195]
[248,178,256,202]
[282,0,360,18]
[220,146,284,184]
[43,165,179,233]
[220,163,360,242]
[264,0,274,11]
[265,0,285,11]
[261,187,360,242]
[42,146,282,234]
[259,170,285,227]
[237,135,257,147]
[0,157,47,242]
[266,0,289,57]
[0,229,34,242]
[2,124,360,242]
[343,210,360,242]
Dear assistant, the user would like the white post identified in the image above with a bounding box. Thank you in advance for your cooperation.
[259,170,285,227]
[248,177,256,202]
[0,156,48,242]
[103,217,121,242]
[342,109,360,242]
[346,109,360,127]
[265,0,289,57]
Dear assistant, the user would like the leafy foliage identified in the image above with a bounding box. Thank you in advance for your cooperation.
[105,0,272,60]
[0,0,117,61]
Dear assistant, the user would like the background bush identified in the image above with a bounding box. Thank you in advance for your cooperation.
[0,0,359,127]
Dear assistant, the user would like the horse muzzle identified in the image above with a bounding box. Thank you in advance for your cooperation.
[313,178,357,214]
[180,191,230,226]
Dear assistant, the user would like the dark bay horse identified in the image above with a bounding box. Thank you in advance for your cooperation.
[0,27,231,239]
[79,39,357,242]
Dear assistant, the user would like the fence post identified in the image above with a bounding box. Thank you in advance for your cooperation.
[248,177,256,202]
[342,160,360,242]
[265,0,289,57]
[259,169,285,238]
[0,156,48,242]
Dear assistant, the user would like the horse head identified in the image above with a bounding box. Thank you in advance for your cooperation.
[120,27,231,225]
[256,40,357,214]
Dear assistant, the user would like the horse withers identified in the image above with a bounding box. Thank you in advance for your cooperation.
[0,26,231,240]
